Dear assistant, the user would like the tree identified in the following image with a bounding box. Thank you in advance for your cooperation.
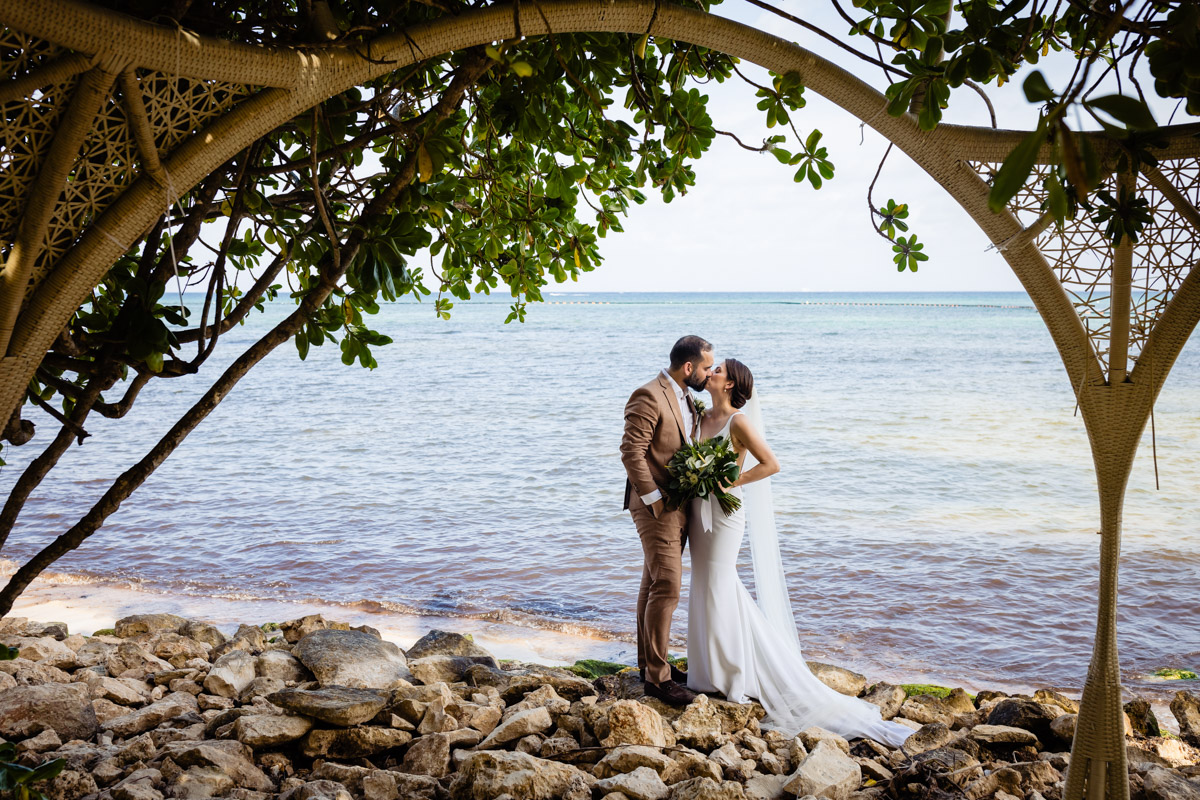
[0,0,1194,616]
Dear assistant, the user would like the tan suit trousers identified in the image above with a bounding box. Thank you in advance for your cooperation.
[631,502,687,684]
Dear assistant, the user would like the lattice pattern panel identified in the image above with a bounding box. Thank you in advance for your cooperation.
[0,27,62,81]
[24,72,255,288]
[135,70,252,156]
[968,158,1200,375]
[1,28,75,261]
[29,90,138,288]
[0,26,258,288]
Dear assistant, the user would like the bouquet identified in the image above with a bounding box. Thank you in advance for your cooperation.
[664,436,742,515]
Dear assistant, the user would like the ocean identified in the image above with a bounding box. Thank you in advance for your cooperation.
[2,291,1198,701]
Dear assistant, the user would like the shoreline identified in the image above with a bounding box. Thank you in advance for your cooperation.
[5,573,1189,734]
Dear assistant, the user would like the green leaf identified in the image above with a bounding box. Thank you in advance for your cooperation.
[1023,70,1055,103]
[1085,94,1158,130]
[988,121,1048,213]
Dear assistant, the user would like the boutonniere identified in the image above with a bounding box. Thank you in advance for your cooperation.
[692,397,707,416]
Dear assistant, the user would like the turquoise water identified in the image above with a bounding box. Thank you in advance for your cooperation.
[2,291,1199,696]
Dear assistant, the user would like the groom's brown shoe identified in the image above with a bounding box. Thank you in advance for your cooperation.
[644,679,697,706]
[640,666,688,684]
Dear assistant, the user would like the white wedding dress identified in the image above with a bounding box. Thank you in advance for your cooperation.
[686,410,913,748]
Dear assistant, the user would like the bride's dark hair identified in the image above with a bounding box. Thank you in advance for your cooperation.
[725,359,754,409]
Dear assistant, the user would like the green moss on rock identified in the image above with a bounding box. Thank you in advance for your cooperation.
[902,683,954,698]
[1153,668,1197,680]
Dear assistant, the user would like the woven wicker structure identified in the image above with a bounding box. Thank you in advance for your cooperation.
[2,2,1198,797]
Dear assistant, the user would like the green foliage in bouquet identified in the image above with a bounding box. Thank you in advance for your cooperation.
[665,436,741,516]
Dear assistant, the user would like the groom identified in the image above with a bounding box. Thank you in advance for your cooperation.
[620,335,715,705]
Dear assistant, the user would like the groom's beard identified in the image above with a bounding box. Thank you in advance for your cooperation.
[685,373,709,391]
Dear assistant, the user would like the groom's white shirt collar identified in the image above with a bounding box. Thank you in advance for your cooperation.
[640,369,695,508]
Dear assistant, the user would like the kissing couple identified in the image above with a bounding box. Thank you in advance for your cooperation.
[620,335,912,746]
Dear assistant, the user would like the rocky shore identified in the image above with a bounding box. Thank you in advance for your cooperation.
[1,614,1199,800]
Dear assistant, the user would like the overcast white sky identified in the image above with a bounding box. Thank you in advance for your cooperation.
[559,1,1182,293]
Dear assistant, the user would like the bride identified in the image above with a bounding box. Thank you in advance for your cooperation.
[686,358,913,748]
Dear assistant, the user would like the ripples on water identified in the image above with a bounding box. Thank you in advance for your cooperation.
[2,292,1199,698]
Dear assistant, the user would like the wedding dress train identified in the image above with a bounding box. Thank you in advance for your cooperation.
[686,412,913,748]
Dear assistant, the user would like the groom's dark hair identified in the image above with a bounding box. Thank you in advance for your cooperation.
[670,335,712,370]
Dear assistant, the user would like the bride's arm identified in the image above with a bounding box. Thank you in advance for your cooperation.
[729,415,780,486]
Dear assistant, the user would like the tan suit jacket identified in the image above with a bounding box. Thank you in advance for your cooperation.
[621,373,698,511]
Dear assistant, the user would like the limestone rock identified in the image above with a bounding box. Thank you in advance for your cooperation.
[477,705,553,749]
[962,766,1022,800]
[294,629,412,689]
[504,684,571,719]
[75,671,147,705]
[661,749,724,785]
[596,745,676,778]
[16,728,61,753]
[105,692,199,738]
[805,663,866,697]
[12,636,77,669]
[1172,691,1200,747]
[43,769,99,800]
[0,682,98,741]
[1123,698,1161,738]
[256,650,310,683]
[179,621,226,649]
[596,767,670,800]
[280,615,336,644]
[160,740,273,792]
[234,714,313,747]
[203,650,256,698]
[743,774,788,800]
[467,704,502,735]
[401,731,452,777]
[1033,689,1079,714]
[673,695,727,751]
[969,724,1039,746]
[169,765,236,799]
[268,685,386,726]
[418,697,460,734]
[861,684,905,721]
[1048,713,1077,745]
[300,727,412,759]
[464,663,596,703]
[450,750,596,800]
[898,696,955,726]
[604,700,676,748]
[288,780,357,800]
[115,614,187,639]
[108,641,174,678]
[782,741,862,800]
[149,633,209,667]
[901,723,952,757]
[1142,764,1200,800]
[798,727,851,756]
[410,654,499,685]
[407,629,496,660]
[113,782,165,800]
[985,698,1060,742]
[668,777,746,799]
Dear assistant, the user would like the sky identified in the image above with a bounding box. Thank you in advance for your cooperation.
[557,1,1183,293]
